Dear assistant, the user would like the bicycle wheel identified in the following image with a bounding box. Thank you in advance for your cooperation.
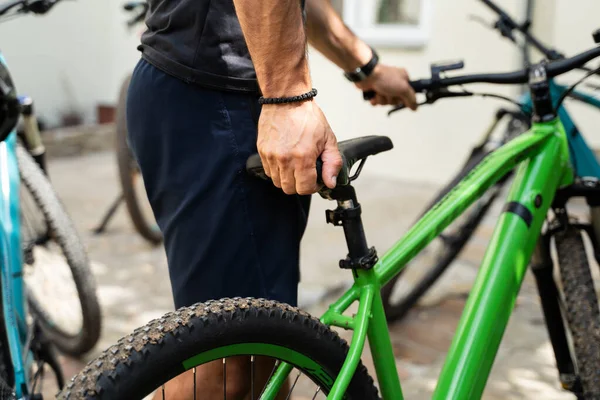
[58,298,379,400]
[381,148,505,322]
[115,74,162,245]
[17,144,102,357]
[555,227,600,397]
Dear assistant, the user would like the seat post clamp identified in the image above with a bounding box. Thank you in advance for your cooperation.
[326,203,362,226]
[339,247,378,270]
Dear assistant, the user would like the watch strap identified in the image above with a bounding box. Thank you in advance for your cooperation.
[344,48,379,82]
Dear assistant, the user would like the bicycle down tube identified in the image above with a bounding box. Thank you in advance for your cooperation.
[0,52,30,398]
[306,117,570,400]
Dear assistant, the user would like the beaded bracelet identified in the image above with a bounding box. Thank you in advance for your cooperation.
[258,88,318,105]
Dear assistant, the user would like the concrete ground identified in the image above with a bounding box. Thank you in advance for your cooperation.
[38,146,597,399]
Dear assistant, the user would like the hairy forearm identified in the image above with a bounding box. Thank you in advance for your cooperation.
[233,0,311,97]
[305,0,372,72]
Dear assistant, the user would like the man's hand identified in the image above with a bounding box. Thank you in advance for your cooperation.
[356,64,418,109]
[258,101,342,195]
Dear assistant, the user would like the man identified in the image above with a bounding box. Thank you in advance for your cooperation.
[126,0,417,398]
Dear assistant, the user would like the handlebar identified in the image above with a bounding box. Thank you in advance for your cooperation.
[0,0,59,17]
[481,0,564,61]
[123,1,148,27]
[409,46,600,93]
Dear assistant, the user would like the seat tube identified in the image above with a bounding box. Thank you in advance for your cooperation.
[433,121,570,399]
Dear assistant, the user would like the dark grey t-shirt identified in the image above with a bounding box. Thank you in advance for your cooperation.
[139,0,305,93]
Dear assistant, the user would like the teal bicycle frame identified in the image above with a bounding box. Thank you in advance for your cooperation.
[527,80,600,178]
[261,80,600,399]
[0,52,33,399]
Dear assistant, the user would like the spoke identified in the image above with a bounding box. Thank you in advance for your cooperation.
[311,386,322,400]
[193,367,197,400]
[258,360,280,399]
[284,370,301,400]
[251,355,255,400]
[223,358,227,400]
[162,384,165,400]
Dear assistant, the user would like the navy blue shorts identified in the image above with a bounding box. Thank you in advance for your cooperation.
[126,59,311,309]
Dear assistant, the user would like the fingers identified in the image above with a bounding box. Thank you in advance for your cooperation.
[294,161,319,195]
[370,93,394,106]
[363,65,419,110]
[320,136,343,189]
[399,68,418,110]
[403,87,418,110]
[260,147,320,195]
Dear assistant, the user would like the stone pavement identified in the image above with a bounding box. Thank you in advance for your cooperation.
[40,148,595,399]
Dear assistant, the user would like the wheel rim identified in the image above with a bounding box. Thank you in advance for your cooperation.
[140,343,338,400]
[20,185,83,337]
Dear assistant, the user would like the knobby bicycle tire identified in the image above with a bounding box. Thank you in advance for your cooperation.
[57,298,379,400]
[555,227,600,397]
[381,148,507,322]
[115,75,162,245]
[17,144,102,357]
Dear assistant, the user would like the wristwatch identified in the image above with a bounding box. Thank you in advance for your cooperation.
[343,47,379,82]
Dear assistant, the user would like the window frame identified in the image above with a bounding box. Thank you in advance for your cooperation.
[341,0,433,48]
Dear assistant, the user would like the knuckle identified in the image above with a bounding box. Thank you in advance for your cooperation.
[263,150,276,162]
[291,147,309,160]
[297,187,315,195]
[276,150,292,163]
[282,186,296,195]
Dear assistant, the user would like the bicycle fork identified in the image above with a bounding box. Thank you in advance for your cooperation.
[530,233,581,394]
[17,96,47,175]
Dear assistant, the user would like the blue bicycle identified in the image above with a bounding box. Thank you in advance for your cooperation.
[381,0,600,322]
[0,0,103,397]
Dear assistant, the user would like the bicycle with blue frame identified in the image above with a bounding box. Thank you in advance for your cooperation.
[381,0,600,322]
[59,27,600,399]
[0,0,107,397]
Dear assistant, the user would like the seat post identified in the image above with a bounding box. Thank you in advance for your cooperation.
[323,185,378,270]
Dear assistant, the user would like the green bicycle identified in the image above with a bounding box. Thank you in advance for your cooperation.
[58,35,600,399]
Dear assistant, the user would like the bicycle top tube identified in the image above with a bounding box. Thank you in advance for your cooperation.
[409,45,600,93]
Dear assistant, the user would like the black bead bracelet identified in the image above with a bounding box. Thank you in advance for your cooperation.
[258,88,318,105]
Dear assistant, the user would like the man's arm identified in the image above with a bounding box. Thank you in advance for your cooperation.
[234,0,311,97]
[305,0,372,72]
[305,0,417,109]
[233,0,342,195]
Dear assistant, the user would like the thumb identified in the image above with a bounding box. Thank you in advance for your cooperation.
[321,136,343,189]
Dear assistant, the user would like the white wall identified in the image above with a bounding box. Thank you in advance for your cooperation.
[0,0,142,126]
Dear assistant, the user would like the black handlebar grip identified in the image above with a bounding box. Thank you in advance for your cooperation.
[409,80,428,93]
[363,90,376,100]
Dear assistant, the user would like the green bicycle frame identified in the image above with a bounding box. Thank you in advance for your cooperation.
[262,117,573,399]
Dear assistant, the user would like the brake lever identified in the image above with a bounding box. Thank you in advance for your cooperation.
[467,14,492,29]
[387,89,473,116]
[494,18,516,43]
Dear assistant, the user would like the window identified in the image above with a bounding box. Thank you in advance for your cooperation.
[332,0,432,48]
